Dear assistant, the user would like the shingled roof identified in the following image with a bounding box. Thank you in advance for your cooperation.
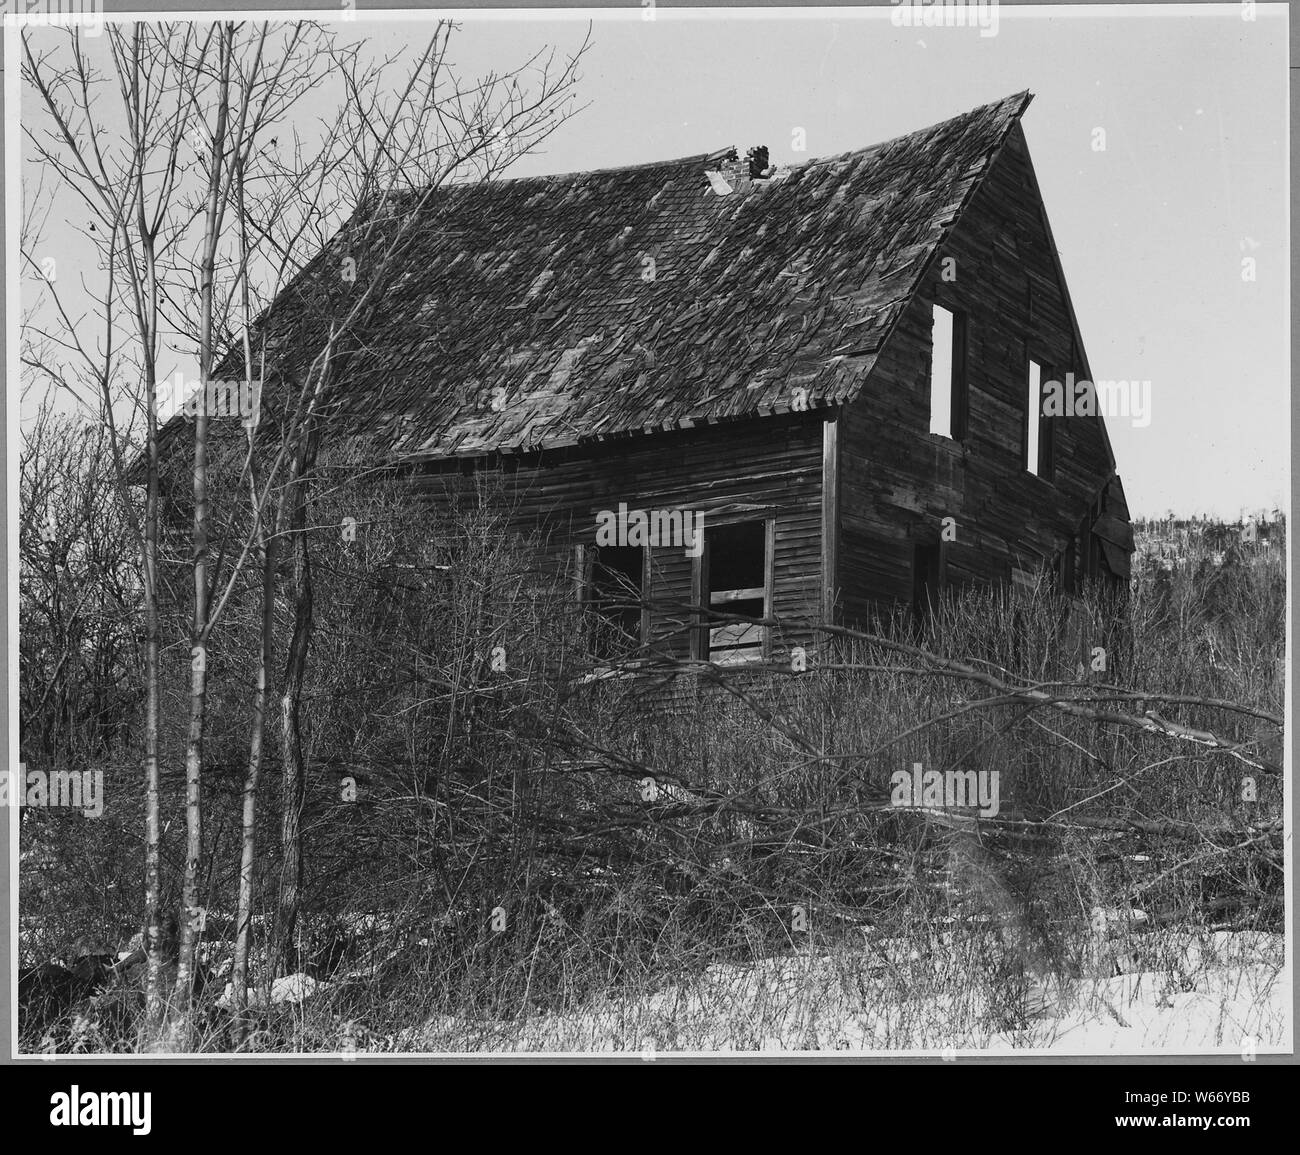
[246,90,1034,462]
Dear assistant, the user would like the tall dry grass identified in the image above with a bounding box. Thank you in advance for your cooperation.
[20,513,1285,1052]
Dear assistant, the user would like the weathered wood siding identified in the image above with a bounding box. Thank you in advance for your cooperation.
[413,412,828,659]
[836,123,1121,625]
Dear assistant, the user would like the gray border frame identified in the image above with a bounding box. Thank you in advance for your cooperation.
[1,0,1293,1065]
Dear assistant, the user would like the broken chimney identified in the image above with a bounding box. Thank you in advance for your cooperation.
[711,145,770,194]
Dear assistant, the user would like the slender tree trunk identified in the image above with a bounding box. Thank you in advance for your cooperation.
[142,362,165,1035]
[231,157,270,1030]
[277,446,315,973]
[129,127,168,1036]
[174,403,209,1022]
[233,527,276,1028]
[173,26,232,1022]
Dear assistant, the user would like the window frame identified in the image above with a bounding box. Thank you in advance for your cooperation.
[929,303,969,442]
[691,515,776,664]
[1024,355,1056,480]
[1038,361,1056,481]
[578,541,650,660]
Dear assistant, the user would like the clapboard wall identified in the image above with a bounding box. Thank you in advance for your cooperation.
[412,410,828,660]
[835,123,1121,626]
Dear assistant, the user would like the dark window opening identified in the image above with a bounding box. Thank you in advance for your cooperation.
[703,521,768,661]
[588,545,644,660]
[912,543,945,625]
[1055,535,1077,595]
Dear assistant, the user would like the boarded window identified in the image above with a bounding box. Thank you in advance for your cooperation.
[930,304,967,440]
[703,521,769,663]
[588,545,645,660]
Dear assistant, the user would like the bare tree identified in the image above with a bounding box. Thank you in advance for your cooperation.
[211,19,590,984]
[23,23,198,1033]
[23,16,587,1047]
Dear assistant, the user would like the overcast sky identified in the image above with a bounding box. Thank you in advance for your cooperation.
[21,5,1288,520]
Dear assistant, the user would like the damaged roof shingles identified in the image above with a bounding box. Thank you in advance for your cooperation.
[246,92,1033,461]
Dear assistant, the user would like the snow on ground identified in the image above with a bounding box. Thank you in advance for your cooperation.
[392,930,1288,1055]
[216,972,331,1009]
[1017,964,1286,1053]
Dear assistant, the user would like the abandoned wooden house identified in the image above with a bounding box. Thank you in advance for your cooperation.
[178,91,1136,669]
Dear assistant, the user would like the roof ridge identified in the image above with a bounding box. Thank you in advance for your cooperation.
[426,148,725,195]
[779,90,1032,174]
[410,91,1031,197]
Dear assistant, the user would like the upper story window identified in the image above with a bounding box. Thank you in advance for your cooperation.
[929,304,968,440]
[1024,353,1055,476]
[1024,358,1055,480]
[1025,359,1042,474]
